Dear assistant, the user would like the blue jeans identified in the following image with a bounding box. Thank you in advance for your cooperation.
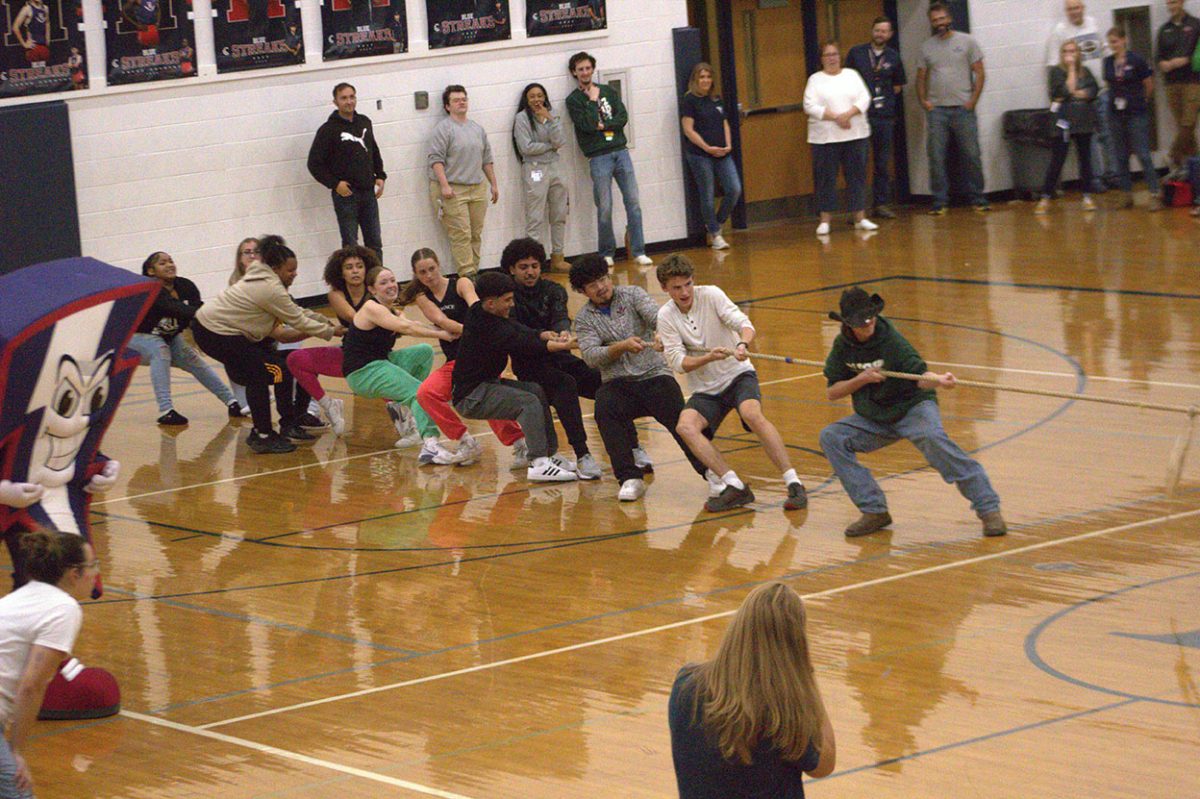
[587,149,645,258]
[927,106,986,208]
[819,400,1000,516]
[0,737,32,799]
[129,332,235,413]
[812,139,869,213]
[684,152,742,235]
[869,116,896,206]
[1091,91,1116,187]
[1110,112,1160,195]
[331,187,383,261]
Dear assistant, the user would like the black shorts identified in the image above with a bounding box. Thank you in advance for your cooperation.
[684,370,760,433]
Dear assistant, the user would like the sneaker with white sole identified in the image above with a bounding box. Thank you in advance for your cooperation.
[528,456,577,482]
[575,453,602,480]
[320,397,346,437]
[550,453,576,472]
[855,218,879,231]
[705,469,725,498]
[632,447,654,472]
[394,431,422,449]
[710,234,730,250]
[455,434,482,466]
[418,438,457,465]
[510,438,529,469]
[386,401,414,436]
[634,254,654,266]
[816,222,831,236]
[618,478,646,501]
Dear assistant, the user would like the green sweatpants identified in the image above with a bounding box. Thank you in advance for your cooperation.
[345,344,438,438]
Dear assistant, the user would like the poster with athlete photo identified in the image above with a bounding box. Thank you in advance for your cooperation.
[1,0,88,97]
[103,0,196,85]
[526,0,603,37]
[321,0,407,61]
[426,0,509,50]
[213,0,304,73]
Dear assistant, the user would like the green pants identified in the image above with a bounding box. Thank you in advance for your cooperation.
[345,344,438,438]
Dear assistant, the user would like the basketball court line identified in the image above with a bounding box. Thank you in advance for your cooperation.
[119,710,476,799]
[188,506,1200,731]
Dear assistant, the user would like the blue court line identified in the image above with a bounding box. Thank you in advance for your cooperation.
[1024,570,1200,708]
[101,586,420,655]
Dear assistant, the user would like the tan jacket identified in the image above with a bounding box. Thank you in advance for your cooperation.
[195,261,334,342]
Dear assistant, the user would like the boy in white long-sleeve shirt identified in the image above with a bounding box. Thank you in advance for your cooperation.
[655,255,808,513]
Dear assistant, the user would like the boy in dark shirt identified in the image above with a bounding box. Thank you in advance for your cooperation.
[819,288,1006,538]
[451,271,579,482]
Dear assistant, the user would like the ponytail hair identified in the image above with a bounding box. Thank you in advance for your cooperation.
[258,234,295,269]
[20,529,87,585]
[398,247,442,307]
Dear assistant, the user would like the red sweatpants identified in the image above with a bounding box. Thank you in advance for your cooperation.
[417,361,523,444]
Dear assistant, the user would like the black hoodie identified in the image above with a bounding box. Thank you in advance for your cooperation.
[307,111,387,192]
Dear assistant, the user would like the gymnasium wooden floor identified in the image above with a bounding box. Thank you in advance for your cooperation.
[26,200,1200,798]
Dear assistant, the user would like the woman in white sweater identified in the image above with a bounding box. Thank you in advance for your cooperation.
[803,41,876,236]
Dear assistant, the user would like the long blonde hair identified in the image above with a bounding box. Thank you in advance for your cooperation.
[687,62,717,97]
[230,237,259,285]
[689,582,827,765]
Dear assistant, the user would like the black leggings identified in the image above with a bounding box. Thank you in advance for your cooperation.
[1043,132,1094,197]
[193,323,306,434]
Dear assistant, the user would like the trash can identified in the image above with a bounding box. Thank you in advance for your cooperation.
[1003,109,1058,199]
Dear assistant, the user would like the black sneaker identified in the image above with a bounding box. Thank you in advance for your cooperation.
[704,483,755,512]
[227,401,245,418]
[157,409,189,426]
[783,482,808,510]
[297,412,328,430]
[247,431,296,454]
[280,424,317,441]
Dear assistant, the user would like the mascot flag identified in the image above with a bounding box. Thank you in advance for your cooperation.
[0,257,158,595]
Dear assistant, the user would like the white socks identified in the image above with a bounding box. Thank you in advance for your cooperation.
[721,471,745,490]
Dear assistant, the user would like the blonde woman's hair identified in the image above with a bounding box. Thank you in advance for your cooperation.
[689,582,827,765]
[1059,39,1081,68]
[230,237,259,286]
[687,62,717,97]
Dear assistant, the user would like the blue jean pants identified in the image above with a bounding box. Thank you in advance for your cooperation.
[1110,112,1160,195]
[331,187,383,261]
[869,116,896,206]
[927,106,986,207]
[128,332,235,413]
[1091,91,1116,187]
[0,737,32,799]
[819,400,1000,516]
[684,152,742,235]
[588,149,645,258]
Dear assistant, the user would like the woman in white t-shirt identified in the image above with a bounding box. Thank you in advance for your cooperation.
[803,41,876,236]
[0,530,97,797]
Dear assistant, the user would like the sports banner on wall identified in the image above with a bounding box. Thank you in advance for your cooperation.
[321,0,407,61]
[103,0,196,85]
[526,0,604,37]
[426,0,509,50]
[1,0,88,97]
[213,0,304,73]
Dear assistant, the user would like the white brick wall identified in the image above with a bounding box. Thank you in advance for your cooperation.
[899,0,1177,196]
[4,0,689,299]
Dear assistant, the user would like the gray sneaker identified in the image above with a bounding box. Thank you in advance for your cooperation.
[704,483,754,512]
[576,453,602,480]
[510,438,529,470]
[783,482,808,510]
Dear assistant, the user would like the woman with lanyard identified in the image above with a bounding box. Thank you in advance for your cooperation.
[803,41,877,237]
[400,248,525,466]
[512,83,570,272]
[0,530,99,797]
[285,245,377,436]
[343,265,460,465]
[1103,27,1161,211]
[680,62,742,250]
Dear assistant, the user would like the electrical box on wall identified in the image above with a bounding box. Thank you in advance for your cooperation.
[415,91,429,110]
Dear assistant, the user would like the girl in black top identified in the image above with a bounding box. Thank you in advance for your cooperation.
[1036,40,1099,214]
[681,62,742,250]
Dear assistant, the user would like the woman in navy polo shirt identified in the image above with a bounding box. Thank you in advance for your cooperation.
[1103,26,1161,210]
[680,63,742,251]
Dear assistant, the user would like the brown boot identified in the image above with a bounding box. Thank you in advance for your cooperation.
[844,511,892,538]
[981,511,1007,537]
[549,252,570,272]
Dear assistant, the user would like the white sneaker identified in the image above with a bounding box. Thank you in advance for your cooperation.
[418,437,454,465]
[455,434,482,466]
[855,218,879,231]
[528,456,578,482]
[816,222,831,236]
[550,453,577,472]
[710,234,730,250]
[576,453,602,480]
[618,478,646,501]
[705,469,725,498]
[604,256,615,268]
[634,254,654,266]
[394,430,422,449]
[386,401,414,437]
[632,447,654,472]
[320,397,345,437]
[510,438,529,469]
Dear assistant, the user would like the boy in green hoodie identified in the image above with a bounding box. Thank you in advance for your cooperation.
[819,288,1006,538]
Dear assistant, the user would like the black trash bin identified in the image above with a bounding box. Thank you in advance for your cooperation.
[1003,109,1058,199]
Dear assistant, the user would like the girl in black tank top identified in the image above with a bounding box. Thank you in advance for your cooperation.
[400,248,483,362]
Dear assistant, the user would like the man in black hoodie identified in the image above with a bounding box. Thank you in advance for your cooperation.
[307,82,387,261]
[819,288,1006,538]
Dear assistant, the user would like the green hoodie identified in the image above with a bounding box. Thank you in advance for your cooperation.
[566,83,628,157]
[823,316,936,424]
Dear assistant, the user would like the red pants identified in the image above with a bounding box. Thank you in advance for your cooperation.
[417,361,523,444]
[286,346,343,401]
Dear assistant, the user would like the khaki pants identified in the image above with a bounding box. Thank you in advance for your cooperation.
[429,180,488,276]
[521,160,568,255]
[1165,83,1200,167]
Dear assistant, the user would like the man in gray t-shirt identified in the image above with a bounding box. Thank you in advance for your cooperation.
[916,2,987,212]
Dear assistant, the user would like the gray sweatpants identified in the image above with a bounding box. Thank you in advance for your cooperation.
[454,378,558,460]
[522,160,568,255]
